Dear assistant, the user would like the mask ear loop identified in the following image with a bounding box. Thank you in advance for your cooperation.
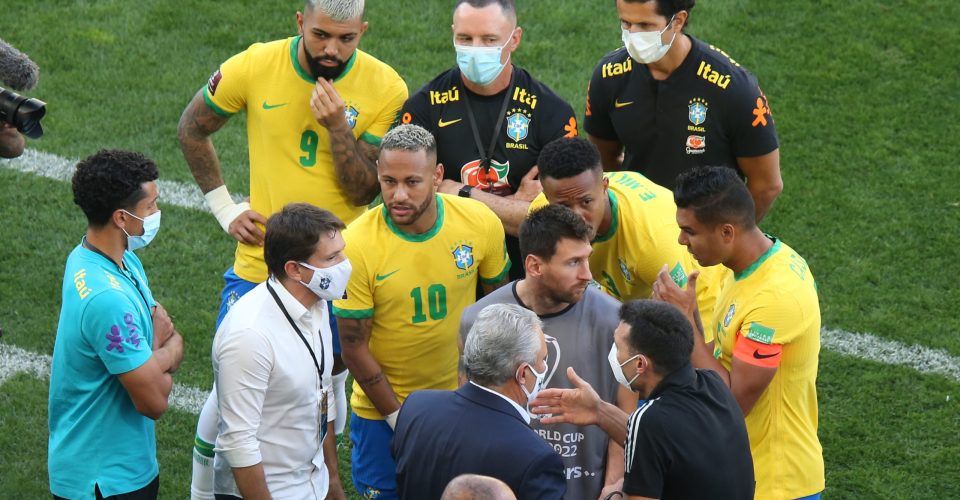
[543,334,561,386]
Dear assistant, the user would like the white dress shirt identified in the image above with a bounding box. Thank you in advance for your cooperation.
[469,381,530,424]
[213,278,335,499]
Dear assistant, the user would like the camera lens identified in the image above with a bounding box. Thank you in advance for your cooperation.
[0,87,46,139]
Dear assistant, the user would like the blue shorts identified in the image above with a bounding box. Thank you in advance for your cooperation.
[216,267,341,354]
[796,493,822,500]
[350,413,398,500]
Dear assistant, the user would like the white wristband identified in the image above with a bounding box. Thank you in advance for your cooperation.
[384,410,400,430]
[203,185,250,233]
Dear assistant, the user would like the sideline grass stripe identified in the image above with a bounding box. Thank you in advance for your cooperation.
[0,343,207,414]
[0,149,245,212]
[4,149,960,383]
[822,328,960,383]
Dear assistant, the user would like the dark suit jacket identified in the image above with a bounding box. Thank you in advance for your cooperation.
[391,383,567,500]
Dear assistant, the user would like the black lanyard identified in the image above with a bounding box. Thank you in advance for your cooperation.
[266,282,325,382]
[82,237,150,310]
[461,67,516,174]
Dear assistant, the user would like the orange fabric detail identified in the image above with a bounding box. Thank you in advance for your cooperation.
[564,116,578,138]
[751,97,769,127]
[733,332,783,368]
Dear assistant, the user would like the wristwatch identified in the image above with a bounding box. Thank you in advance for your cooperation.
[458,184,474,198]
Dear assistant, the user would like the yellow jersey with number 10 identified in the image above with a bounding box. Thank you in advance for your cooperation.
[204,36,408,283]
[712,238,824,499]
[333,195,510,420]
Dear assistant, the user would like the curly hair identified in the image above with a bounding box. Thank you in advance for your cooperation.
[537,137,602,181]
[71,149,159,227]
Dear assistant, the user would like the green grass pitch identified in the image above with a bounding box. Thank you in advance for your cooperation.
[1,0,958,498]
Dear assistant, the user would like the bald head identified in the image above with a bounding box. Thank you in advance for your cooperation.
[441,474,516,500]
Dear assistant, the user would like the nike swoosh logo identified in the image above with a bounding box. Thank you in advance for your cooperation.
[438,118,462,128]
[752,349,778,360]
[375,269,400,281]
[614,100,634,109]
[262,101,288,110]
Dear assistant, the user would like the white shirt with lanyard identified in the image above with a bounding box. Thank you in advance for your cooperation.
[213,278,334,499]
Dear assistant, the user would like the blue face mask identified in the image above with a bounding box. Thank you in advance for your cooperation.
[454,34,513,86]
[121,209,161,251]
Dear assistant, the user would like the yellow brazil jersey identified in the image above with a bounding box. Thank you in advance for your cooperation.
[332,194,510,420]
[531,171,722,334]
[712,238,824,499]
[204,36,408,283]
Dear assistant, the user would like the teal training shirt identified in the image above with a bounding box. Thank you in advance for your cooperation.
[48,242,159,499]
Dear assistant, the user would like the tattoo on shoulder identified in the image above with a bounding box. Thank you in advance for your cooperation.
[181,92,227,139]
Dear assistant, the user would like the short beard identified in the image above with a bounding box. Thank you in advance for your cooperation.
[303,40,348,81]
[390,193,435,229]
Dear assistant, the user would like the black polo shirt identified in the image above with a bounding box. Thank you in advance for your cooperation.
[623,363,755,500]
[585,36,778,190]
[399,65,577,279]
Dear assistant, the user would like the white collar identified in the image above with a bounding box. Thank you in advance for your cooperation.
[267,277,312,322]
[469,381,530,424]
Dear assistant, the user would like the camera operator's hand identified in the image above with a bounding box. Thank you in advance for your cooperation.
[0,123,25,158]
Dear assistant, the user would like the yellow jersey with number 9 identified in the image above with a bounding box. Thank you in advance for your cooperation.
[204,36,408,283]
[333,195,510,420]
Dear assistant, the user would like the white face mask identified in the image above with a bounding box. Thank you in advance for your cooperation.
[121,209,161,251]
[608,343,640,391]
[517,357,548,420]
[621,15,677,64]
[298,259,352,301]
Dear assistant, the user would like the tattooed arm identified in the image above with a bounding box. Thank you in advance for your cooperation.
[336,316,401,416]
[177,89,230,193]
[177,90,268,244]
[310,78,381,206]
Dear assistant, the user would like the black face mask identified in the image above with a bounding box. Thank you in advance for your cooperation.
[302,40,348,81]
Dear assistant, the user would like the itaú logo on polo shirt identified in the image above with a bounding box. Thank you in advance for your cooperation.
[696,61,731,89]
[686,135,706,155]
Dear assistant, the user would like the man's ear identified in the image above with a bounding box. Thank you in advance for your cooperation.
[434,163,445,188]
[720,223,736,243]
[525,254,543,278]
[284,260,304,283]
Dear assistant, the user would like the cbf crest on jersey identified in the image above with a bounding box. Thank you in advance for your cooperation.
[688,98,708,126]
[452,244,475,270]
[506,109,531,142]
[723,303,736,327]
[344,104,359,129]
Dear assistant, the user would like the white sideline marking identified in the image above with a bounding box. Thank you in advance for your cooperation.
[0,149,245,211]
[2,149,960,389]
[821,328,960,383]
[1,326,957,417]
[0,343,207,414]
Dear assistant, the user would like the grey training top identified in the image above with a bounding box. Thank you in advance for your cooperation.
[460,281,622,500]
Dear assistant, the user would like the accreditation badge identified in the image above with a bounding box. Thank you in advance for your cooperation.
[319,389,329,442]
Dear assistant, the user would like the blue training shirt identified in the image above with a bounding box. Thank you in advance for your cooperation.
[48,241,159,499]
